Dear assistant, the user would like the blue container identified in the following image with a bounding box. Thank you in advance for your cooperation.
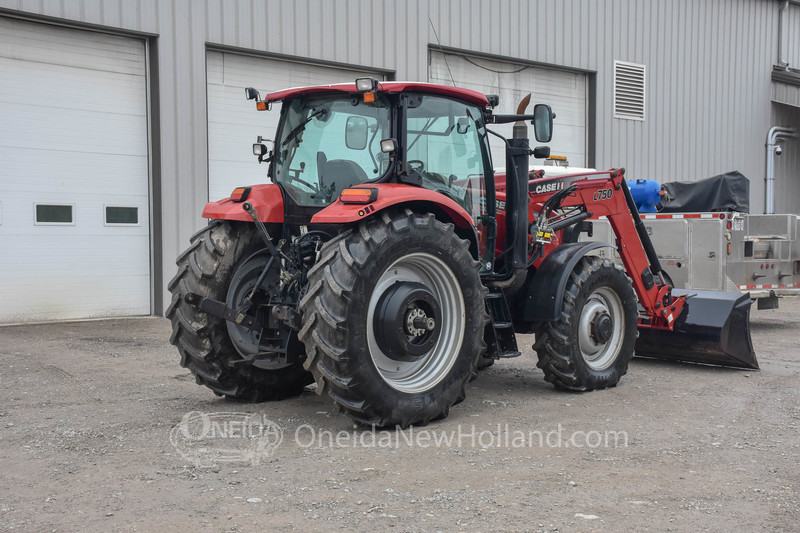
[627,179,662,213]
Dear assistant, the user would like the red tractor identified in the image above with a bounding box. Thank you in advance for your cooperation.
[168,79,756,427]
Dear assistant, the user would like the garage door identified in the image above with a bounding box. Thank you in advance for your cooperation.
[207,50,387,201]
[0,18,150,323]
[429,51,587,168]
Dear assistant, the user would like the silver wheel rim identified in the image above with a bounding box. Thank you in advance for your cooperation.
[577,286,624,371]
[366,252,466,393]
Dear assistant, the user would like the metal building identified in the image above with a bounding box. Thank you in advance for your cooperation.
[0,0,798,323]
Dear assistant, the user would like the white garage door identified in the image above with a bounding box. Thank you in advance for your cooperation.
[429,51,587,168]
[0,18,150,323]
[207,50,386,201]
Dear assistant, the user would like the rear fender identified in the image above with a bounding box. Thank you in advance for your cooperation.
[521,242,614,321]
[202,184,284,223]
[310,183,475,229]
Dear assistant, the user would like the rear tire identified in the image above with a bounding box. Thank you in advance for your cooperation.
[166,220,312,401]
[533,256,638,391]
[299,210,489,427]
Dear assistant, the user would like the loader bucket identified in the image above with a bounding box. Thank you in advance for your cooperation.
[635,290,758,369]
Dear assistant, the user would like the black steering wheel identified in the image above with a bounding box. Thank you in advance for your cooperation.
[407,159,425,172]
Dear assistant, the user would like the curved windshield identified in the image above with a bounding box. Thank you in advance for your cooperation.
[274,95,391,206]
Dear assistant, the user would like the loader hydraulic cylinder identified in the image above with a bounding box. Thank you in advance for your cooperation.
[620,177,665,278]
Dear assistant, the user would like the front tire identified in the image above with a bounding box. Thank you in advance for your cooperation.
[534,256,638,391]
[299,211,488,427]
[166,220,312,401]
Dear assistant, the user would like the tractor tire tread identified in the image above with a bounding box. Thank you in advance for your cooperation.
[534,256,637,392]
[299,210,488,428]
[167,221,312,402]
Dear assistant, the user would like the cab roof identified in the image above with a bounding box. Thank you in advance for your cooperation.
[265,81,491,107]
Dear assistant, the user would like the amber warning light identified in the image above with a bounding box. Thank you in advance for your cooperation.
[230,187,251,202]
[340,187,378,204]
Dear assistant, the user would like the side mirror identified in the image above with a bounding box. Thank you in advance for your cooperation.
[345,116,369,150]
[532,104,553,143]
[244,87,261,101]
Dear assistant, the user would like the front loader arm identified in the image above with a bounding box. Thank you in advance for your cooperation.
[530,169,686,331]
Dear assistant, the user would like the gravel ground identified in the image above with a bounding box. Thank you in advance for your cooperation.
[1,298,798,532]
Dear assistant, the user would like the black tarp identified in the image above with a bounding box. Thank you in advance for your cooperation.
[660,171,750,213]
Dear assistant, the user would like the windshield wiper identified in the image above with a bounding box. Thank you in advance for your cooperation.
[282,108,327,147]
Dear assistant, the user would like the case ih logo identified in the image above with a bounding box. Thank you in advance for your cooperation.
[533,181,566,194]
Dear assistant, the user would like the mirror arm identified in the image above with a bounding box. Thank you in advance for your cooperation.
[489,114,536,124]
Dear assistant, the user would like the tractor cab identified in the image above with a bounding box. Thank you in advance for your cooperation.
[246,78,554,277]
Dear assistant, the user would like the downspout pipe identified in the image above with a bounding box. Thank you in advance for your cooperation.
[778,1,790,69]
[765,126,798,214]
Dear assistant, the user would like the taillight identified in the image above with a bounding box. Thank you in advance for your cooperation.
[340,187,378,204]
[230,187,251,202]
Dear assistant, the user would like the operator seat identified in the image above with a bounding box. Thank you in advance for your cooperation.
[323,159,369,188]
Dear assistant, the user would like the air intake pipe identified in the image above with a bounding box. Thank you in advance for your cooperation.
[506,96,532,269]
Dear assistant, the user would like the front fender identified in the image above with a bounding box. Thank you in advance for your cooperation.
[522,242,614,321]
[310,183,475,229]
[202,184,284,223]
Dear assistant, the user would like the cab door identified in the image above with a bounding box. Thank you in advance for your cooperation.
[404,95,496,270]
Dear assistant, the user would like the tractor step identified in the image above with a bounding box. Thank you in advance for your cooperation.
[484,288,521,359]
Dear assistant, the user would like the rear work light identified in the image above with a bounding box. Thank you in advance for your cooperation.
[355,77,378,92]
[230,187,251,202]
[340,187,378,204]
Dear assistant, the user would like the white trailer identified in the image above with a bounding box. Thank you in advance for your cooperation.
[582,212,800,309]
[529,162,800,310]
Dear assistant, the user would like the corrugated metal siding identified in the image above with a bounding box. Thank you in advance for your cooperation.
[429,0,780,213]
[786,2,800,68]
[0,0,794,314]
[771,103,800,215]
[773,80,800,108]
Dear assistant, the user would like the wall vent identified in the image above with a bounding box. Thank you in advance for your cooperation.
[614,60,646,120]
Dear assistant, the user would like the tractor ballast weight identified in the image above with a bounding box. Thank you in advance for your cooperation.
[167,79,757,428]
